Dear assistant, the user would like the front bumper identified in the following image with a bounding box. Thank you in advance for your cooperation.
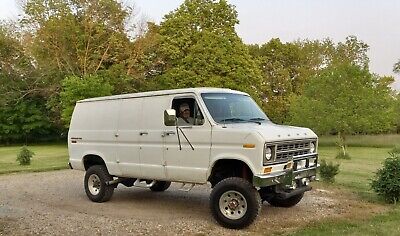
[253,164,318,187]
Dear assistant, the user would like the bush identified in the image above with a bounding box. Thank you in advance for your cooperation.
[16,146,35,165]
[319,159,340,183]
[371,147,400,203]
[336,150,351,159]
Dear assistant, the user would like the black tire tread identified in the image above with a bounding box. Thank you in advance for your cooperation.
[267,193,304,208]
[210,177,261,229]
[84,165,114,202]
[150,181,171,192]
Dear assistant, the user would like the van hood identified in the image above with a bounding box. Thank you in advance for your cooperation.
[221,122,317,142]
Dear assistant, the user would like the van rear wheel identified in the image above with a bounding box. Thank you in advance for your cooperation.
[150,181,171,192]
[84,165,114,202]
[210,177,261,229]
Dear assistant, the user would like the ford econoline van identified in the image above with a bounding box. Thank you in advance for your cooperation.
[68,88,318,229]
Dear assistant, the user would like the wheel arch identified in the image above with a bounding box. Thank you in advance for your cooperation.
[83,153,107,171]
[207,157,255,187]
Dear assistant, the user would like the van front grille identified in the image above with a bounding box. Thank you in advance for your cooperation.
[275,141,311,161]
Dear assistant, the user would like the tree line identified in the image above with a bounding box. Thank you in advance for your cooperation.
[0,0,399,144]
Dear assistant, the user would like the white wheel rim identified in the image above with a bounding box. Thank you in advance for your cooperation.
[88,174,101,195]
[219,190,247,220]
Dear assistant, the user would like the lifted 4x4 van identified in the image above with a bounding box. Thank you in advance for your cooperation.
[68,88,318,229]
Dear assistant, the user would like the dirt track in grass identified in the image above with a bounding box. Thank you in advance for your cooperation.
[0,170,387,235]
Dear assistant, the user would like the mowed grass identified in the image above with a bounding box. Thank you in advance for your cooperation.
[290,137,399,236]
[319,134,400,148]
[318,146,392,199]
[0,144,69,174]
[290,206,400,236]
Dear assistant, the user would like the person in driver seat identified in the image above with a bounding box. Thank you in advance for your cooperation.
[177,103,194,126]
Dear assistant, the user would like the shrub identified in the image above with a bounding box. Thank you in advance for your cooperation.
[16,146,35,165]
[371,147,400,203]
[336,150,351,159]
[319,159,340,183]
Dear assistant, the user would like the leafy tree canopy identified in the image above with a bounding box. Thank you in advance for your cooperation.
[289,63,395,137]
[249,36,372,123]
[151,0,262,101]
[60,75,113,126]
[22,0,133,78]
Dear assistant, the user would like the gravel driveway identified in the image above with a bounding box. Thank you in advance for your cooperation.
[0,170,385,235]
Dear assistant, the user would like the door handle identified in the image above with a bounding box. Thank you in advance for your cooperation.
[163,131,176,136]
[139,131,148,136]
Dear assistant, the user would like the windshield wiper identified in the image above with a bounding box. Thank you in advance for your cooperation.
[219,118,247,123]
[249,117,266,121]
[248,117,267,125]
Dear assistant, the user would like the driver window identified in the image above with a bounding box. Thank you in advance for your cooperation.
[172,97,204,126]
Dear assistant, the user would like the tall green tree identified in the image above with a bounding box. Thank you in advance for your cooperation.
[394,94,400,133]
[59,75,113,126]
[250,36,372,123]
[0,24,38,105]
[248,39,308,123]
[0,99,54,143]
[149,0,262,101]
[22,0,132,78]
[289,63,394,155]
[21,0,136,127]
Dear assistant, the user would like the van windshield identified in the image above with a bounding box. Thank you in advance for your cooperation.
[201,93,269,124]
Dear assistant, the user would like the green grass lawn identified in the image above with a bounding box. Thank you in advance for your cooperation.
[290,206,400,236]
[319,134,400,148]
[318,146,392,200]
[0,144,69,174]
[289,142,399,236]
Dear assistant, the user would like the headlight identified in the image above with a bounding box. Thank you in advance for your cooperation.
[310,142,316,153]
[265,147,272,161]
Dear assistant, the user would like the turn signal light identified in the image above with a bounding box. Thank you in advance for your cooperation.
[263,167,272,174]
[243,143,255,148]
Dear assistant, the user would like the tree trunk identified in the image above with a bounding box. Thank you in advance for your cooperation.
[337,131,347,155]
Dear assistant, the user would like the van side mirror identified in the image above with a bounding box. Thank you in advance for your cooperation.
[164,109,177,126]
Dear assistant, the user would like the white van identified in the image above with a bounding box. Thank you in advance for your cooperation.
[68,87,318,229]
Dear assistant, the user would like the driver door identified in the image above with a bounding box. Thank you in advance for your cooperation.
[163,94,212,183]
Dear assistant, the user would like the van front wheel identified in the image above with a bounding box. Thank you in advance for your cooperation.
[267,193,304,208]
[210,177,261,229]
[84,165,114,202]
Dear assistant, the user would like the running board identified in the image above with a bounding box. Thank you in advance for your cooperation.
[178,183,195,192]
[134,179,156,188]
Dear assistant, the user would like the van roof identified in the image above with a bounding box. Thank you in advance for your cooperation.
[78,87,248,103]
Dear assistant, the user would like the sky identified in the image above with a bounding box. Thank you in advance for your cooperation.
[1,0,399,90]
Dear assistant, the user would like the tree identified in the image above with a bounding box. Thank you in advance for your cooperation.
[394,94,400,133]
[393,59,400,73]
[20,0,137,128]
[149,0,263,102]
[248,39,306,123]
[60,75,113,126]
[249,36,370,123]
[22,0,133,77]
[0,23,40,106]
[0,99,54,143]
[289,63,394,155]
